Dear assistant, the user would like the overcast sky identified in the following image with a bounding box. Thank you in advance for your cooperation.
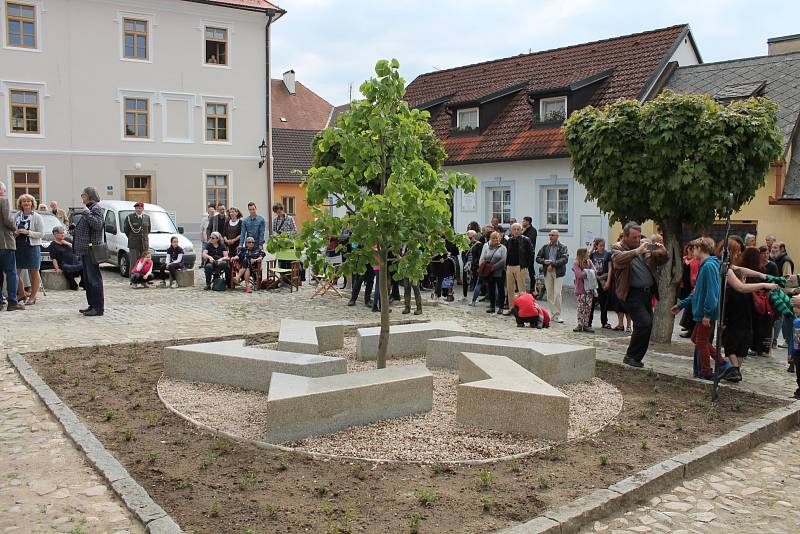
[270,0,797,105]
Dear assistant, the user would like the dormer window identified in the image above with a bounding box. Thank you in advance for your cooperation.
[456,107,478,130]
[540,96,567,123]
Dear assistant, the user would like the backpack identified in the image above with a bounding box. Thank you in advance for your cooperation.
[752,289,773,318]
[212,277,227,292]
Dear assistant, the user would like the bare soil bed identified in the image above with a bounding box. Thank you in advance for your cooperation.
[26,335,786,534]
[158,337,624,462]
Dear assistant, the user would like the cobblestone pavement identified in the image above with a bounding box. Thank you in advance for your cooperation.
[583,429,800,534]
[1,269,798,532]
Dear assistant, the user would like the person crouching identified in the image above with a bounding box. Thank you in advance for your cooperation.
[510,292,550,328]
[130,251,154,288]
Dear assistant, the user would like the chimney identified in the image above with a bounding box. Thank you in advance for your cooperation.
[768,34,800,55]
[283,69,296,95]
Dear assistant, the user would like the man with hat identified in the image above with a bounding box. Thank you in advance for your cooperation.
[123,201,150,279]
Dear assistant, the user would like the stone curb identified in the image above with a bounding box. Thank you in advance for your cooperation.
[498,402,800,534]
[7,352,183,534]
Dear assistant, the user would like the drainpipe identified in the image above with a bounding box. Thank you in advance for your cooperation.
[265,11,275,236]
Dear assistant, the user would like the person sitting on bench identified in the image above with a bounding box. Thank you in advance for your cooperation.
[233,236,264,293]
[203,232,229,290]
[46,226,83,290]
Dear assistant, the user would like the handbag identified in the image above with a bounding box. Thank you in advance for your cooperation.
[479,249,497,277]
[88,242,110,265]
[212,277,227,292]
[753,289,773,318]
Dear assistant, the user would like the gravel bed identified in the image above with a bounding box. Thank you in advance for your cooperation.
[158,338,623,462]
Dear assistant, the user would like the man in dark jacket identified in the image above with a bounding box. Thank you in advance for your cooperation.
[611,221,668,367]
[505,223,533,313]
[74,187,105,316]
[0,182,24,310]
[522,216,537,292]
[536,229,569,323]
[123,201,150,276]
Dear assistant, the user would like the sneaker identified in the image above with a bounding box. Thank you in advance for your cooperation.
[497,308,504,315]
[584,327,595,333]
[623,357,644,368]
[553,314,564,323]
[486,308,496,314]
[502,310,511,316]
[439,297,450,305]
[573,326,583,332]
[517,323,526,328]
[699,373,714,381]
[461,297,467,303]
[402,308,411,315]
[778,340,788,349]
[679,331,692,339]
[468,301,476,307]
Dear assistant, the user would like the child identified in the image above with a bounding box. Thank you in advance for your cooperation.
[233,237,265,293]
[790,295,800,400]
[510,292,550,328]
[572,247,596,333]
[130,251,154,288]
[165,236,185,288]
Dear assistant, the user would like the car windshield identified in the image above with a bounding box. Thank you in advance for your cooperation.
[120,210,178,234]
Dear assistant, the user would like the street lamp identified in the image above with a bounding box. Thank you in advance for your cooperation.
[258,139,267,168]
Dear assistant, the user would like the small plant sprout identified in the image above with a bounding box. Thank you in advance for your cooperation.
[109,376,119,388]
[243,528,255,534]
[478,468,492,489]
[638,409,650,420]
[646,367,655,377]
[277,456,289,471]
[599,453,609,467]
[538,475,550,489]
[212,436,230,453]
[200,451,218,470]
[734,399,743,412]
[674,417,684,431]
[414,488,437,506]
[93,342,101,354]
[430,462,445,474]
[103,409,116,421]
[88,388,97,401]
[123,428,135,442]
[409,512,422,533]
[316,483,330,496]
[707,406,718,421]
[352,461,367,480]
[653,384,660,394]
[58,366,67,376]
[177,480,188,490]
[505,458,521,473]
[264,503,278,518]
[132,397,143,409]
[240,472,257,486]
[173,435,187,446]
[210,498,221,518]
[481,495,496,511]
[549,447,565,461]
[143,412,160,426]
[148,451,159,463]
[647,398,657,406]
[641,437,649,450]
[73,377,80,387]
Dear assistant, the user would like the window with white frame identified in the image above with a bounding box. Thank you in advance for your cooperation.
[12,168,41,204]
[205,26,228,65]
[456,107,478,130]
[123,97,149,138]
[9,88,38,133]
[205,102,228,141]
[205,174,228,208]
[540,96,567,123]
[281,196,295,216]
[5,1,36,49]
[488,188,511,225]
[543,186,569,228]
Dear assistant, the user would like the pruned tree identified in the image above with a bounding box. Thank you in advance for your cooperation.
[271,59,476,368]
[564,91,782,342]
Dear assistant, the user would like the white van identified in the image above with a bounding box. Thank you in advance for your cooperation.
[98,200,196,277]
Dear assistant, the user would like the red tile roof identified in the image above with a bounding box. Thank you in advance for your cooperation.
[405,25,690,164]
[272,80,333,131]
[181,0,285,14]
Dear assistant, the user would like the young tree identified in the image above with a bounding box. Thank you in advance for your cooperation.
[272,59,476,368]
[564,91,782,342]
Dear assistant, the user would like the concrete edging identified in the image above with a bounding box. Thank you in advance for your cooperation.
[7,352,183,534]
[499,402,800,534]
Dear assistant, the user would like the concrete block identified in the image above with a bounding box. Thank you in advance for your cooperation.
[162,340,346,393]
[763,404,800,434]
[265,365,433,443]
[608,459,684,506]
[545,488,623,534]
[175,270,194,288]
[671,442,721,479]
[736,417,779,447]
[456,353,570,441]
[426,336,595,385]
[276,319,353,354]
[40,269,70,290]
[500,516,561,534]
[356,321,470,360]
[147,515,183,534]
[709,429,752,462]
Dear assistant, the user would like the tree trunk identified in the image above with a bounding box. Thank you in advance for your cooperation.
[376,257,390,369]
[652,218,683,343]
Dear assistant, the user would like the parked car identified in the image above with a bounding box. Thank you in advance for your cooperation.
[98,200,196,277]
[11,211,63,270]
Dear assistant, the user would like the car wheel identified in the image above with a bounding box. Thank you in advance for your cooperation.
[119,252,130,278]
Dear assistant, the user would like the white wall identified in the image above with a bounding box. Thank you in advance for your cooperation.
[448,158,609,284]
[0,0,269,231]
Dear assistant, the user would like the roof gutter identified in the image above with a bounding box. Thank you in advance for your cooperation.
[266,11,276,235]
[180,0,286,18]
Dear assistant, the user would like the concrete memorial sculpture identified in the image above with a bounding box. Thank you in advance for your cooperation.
[265,365,433,443]
[355,320,472,361]
[426,336,595,385]
[456,352,570,441]
[276,319,353,354]
[162,339,346,393]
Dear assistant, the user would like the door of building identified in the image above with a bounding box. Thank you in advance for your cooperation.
[125,175,151,204]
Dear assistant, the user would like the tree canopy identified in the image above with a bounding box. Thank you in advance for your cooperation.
[271,59,476,367]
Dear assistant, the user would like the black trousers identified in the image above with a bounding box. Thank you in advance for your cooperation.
[487,276,505,310]
[350,268,374,303]
[81,255,104,312]
[589,286,609,327]
[204,261,228,285]
[59,262,82,290]
[622,287,654,362]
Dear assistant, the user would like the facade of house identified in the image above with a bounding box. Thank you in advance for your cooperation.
[1,0,284,235]
[405,25,701,282]
[271,70,333,229]
[661,38,800,256]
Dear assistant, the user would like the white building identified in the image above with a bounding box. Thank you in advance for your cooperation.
[405,25,701,282]
[0,0,284,234]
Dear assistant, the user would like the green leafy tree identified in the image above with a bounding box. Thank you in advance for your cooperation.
[564,91,782,342]
[270,59,476,368]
